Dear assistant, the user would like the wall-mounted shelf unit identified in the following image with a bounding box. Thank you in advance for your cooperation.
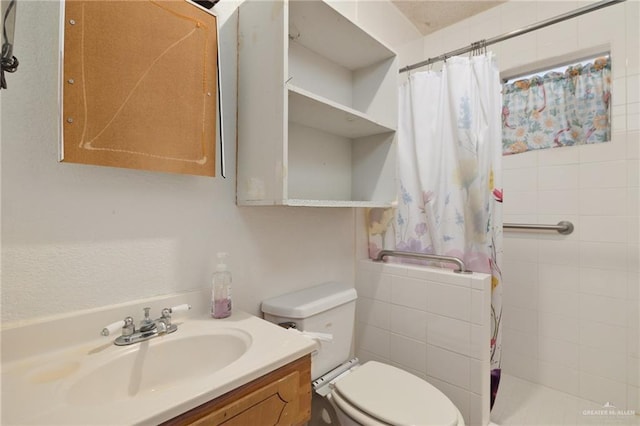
[237,0,397,207]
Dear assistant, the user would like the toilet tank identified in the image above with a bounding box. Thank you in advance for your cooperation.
[261,282,357,381]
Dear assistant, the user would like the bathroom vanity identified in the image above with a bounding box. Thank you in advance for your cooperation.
[163,355,311,425]
[0,291,315,425]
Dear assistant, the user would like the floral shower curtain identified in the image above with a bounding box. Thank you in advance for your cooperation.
[369,54,504,407]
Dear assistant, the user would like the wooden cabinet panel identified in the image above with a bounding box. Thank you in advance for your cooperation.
[162,355,311,426]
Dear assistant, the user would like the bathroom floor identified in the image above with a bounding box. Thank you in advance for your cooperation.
[491,374,640,425]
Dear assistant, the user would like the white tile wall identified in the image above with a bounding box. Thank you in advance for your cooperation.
[355,260,492,425]
[383,0,640,416]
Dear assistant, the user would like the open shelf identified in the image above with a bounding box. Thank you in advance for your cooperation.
[288,85,395,139]
[288,1,395,71]
[237,0,397,207]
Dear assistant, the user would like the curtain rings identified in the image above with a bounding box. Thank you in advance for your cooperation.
[469,40,487,57]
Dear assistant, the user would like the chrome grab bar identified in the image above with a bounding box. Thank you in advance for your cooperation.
[374,250,470,274]
[503,221,574,235]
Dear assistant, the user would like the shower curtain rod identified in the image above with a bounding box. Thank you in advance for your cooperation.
[399,0,625,74]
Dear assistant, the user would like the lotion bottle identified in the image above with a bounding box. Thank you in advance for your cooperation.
[211,252,232,318]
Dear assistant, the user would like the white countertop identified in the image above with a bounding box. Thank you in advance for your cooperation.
[1,308,315,425]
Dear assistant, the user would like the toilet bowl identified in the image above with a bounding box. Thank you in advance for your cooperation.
[261,282,465,426]
[326,361,464,426]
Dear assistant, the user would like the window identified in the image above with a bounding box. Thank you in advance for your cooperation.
[502,55,611,155]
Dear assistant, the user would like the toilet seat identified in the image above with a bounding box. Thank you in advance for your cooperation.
[331,361,459,426]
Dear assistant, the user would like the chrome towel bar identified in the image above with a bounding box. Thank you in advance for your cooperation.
[374,250,470,274]
[503,221,574,235]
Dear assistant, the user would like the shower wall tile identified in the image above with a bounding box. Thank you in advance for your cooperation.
[580,267,628,299]
[629,356,639,387]
[390,333,427,373]
[580,345,627,383]
[628,102,640,131]
[427,344,471,389]
[538,165,580,190]
[580,321,627,351]
[503,150,538,170]
[500,1,538,32]
[354,261,491,425]
[629,220,639,244]
[538,240,580,266]
[388,0,639,414]
[580,293,627,327]
[356,297,390,330]
[613,77,628,106]
[579,188,628,216]
[502,270,538,311]
[538,360,580,395]
[503,168,538,191]
[503,328,538,357]
[426,281,471,322]
[580,372,628,408]
[390,304,427,342]
[355,322,390,359]
[539,312,580,344]
[502,351,539,383]
[503,237,539,262]
[355,262,392,301]
[537,191,580,215]
[627,74,640,104]
[469,358,485,395]
[628,160,639,187]
[538,336,579,368]
[538,263,580,293]
[580,216,628,243]
[627,244,639,271]
[391,275,428,311]
[580,136,628,163]
[539,287,579,318]
[354,348,388,365]
[470,289,486,325]
[629,271,640,301]
[627,129,639,161]
[579,160,628,189]
[579,241,628,270]
[426,313,471,357]
[502,305,538,335]
[407,265,473,288]
[503,191,537,215]
[469,390,486,426]
[537,144,580,166]
[628,385,639,412]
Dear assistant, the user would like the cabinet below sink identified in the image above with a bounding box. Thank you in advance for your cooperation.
[162,354,311,426]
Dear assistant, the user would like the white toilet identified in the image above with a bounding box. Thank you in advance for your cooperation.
[262,282,465,426]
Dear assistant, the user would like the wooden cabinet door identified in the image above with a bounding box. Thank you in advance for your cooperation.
[191,371,298,425]
[162,355,311,426]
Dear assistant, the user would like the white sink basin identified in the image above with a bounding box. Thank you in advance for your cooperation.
[1,308,316,425]
[67,330,251,405]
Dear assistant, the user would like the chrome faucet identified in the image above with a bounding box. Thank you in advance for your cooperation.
[101,304,191,346]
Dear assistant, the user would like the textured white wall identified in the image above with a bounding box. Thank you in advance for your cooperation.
[0,0,420,324]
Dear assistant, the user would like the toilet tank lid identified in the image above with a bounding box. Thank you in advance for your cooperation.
[261,282,357,319]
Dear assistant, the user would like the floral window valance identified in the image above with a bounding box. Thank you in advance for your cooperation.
[502,56,611,155]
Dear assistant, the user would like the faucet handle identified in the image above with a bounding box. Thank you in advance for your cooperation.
[101,320,124,336]
[168,304,191,314]
[159,304,192,328]
[101,316,135,337]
